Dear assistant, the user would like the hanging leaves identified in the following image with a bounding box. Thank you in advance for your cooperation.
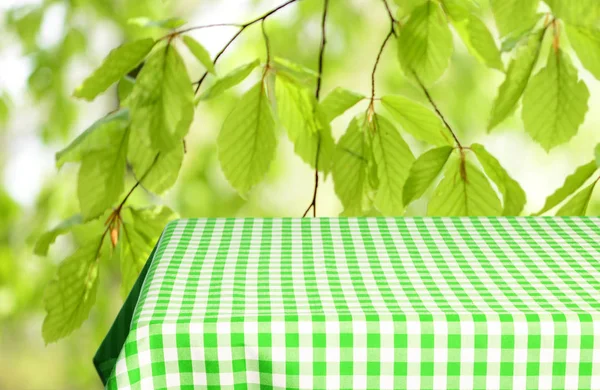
[536,160,598,215]
[119,206,176,297]
[73,38,155,101]
[490,0,539,38]
[566,25,600,81]
[521,49,589,151]
[332,117,370,215]
[127,44,194,153]
[198,59,260,101]
[182,36,215,75]
[403,145,453,206]
[218,81,277,195]
[372,114,415,214]
[319,87,365,122]
[471,143,526,215]
[381,95,454,146]
[488,28,545,130]
[452,14,504,72]
[397,1,453,85]
[428,156,503,216]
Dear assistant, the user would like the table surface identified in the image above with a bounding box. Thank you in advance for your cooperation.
[96,217,600,390]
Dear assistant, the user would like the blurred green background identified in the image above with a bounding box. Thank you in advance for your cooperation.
[1,0,599,388]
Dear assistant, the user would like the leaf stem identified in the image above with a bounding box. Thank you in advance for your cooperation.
[413,72,463,149]
[368,27,394,117]
[302,0,329,218]
[261,19,271,65]
[193,0,302,94]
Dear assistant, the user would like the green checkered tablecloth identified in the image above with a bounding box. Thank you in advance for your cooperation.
[95,217,600,389]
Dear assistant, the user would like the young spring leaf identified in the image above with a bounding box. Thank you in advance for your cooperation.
[397,1,453,85]
[275,75,318,139]
[128,140,184,194]
[127,17,186,29]
[198,59,260,101]
[522,49,589,151]
[217,81,277,196]
[403,145,454,206]
[272,57,318,85]
[127,45,194,152]
[394,0,426,19]
[596,144,600,168]
[73,38,155,101]
[77,128,128,220]
[318,87,365,123]
[544,0,600,27]
[117,76,135,103]
[182,36,215,75]
[381,95,454,146]
[428,156,502,216]
[372,114,415,215]
[42,238,101,343]
[556,182,598,216]
[535,160,598,215]
[34,215,83,256]
[471,143,526,215]
[490,0,539,37]
[488,28,545,131]
[566,25,600,81]
[119,206,176,297]
[55,109,129,168]
[453,14,504,72]
[332,117,369,215]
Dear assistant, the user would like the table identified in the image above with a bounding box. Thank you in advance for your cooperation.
[95,217,600,389]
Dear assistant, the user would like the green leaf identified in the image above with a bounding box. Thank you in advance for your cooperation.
[397,1,454,85]
[218,82,277,195]
[73,38,155,101]
[128,140,184,195]
[488,28,545,131]
[544,0,600,27]
[318,87,365,123]
[127,45,194,152]
[182,36,215,75]
[275,76,335,174]
[403,145,454,206]
[441,0,478,22]
[535,160,598,215]
[453,14,504,71]
[198,59,260,101]
[566,25,600,81]
[372,115,415,214]
[556,182,598,216]
[381,95,454,146]
[55,109,129,168]
[78,129,128,220]
[394,0,427,19]
[332,117,369,215]
[428,156,502,216]
[34,215,83,256]
[522,49,590,151]
[471,143,526,215]
[127,17,186,29]
[272,57,318,85]
[596,144,600,168]
[42,238,100,343]
[117,76,135,103]
[120,206,175,297]
[490,0,539,37]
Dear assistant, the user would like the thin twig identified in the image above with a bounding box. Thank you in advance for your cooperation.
[261,19,271,65]
[193,0,302,94]
[368,27,394,112]
[412,72,463,149]
[302,0,329,218]
[381,0,398,35]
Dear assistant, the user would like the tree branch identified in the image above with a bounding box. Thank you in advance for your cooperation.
[193,0,302,94]
[302,0,329,218]
[412,72,463,149]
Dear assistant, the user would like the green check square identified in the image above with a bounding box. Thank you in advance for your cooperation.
[149,334,163,349]
[528,335,541,348]
[367,362,380,375]
[421,362,434,376]
[258,333,271,347]
[474,362,487,376]
[340,361,353,375]
[581,335,594,349]
[204,333,217,348]
[340,333,353,348]
[286,333,299,348]
[313,362,327,376]
[367,333,380,348]
[527,363,539,376]
[179,360,193,373]
[421,334,434,348]
[554,335,567,349]
[580,363,592,375]
[448,334,461,348]
[474,334,487,349]
[313,333,326,347]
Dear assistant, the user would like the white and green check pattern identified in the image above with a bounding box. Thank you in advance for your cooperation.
[101,217,600,389]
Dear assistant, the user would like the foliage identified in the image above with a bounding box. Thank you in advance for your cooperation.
[5,0,598,348]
